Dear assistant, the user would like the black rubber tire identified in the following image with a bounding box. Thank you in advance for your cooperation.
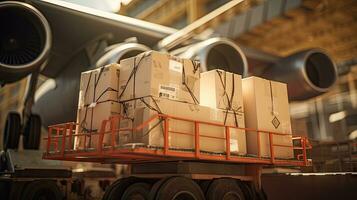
[256,187,267,200]
[20,180,62,200]
[239,182,255,200]
[148,176,172,200]
[0,181,10,200]
[121,182,151,200]
[3,112,21,150]
[151,176,205,200]
[199,180,212,196]
[23,114,42,150]
[206,178,246,200]
[102,177,139,200]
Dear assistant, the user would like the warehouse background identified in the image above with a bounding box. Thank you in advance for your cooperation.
[0,0,356,171]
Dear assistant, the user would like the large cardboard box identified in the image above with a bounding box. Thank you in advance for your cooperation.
[200,70,243,112]
[75,64,121,149]
[242,76,293,159]
[119,51,200,104]
[119,97,246,155]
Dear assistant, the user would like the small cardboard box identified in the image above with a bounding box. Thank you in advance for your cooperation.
[200,69,243,112]
[119,51,200,104]
[242,76,293,159]
[78,64,120,105]
[75,64,121,149]
[119,97,246,154]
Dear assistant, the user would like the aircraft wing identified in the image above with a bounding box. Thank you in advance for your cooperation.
[28,0,176,77]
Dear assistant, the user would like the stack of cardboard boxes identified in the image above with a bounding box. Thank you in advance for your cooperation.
[74,50,293,159]
[75,63,121,149]
[118,51,246,154]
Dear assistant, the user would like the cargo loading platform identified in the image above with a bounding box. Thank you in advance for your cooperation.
[43,114,312,167]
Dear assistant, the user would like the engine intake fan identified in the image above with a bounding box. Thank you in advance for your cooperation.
[0,1,51,84]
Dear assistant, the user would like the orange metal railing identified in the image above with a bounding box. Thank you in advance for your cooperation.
[44,114,312,166]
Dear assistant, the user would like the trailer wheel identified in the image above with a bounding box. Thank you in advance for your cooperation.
[148,176,172,200]
[103,177,139,200]
[199,180,211,195]
[23,114,41,150]
[150,176,204,200]
[21,180,62,200]
[256,188,267,200]
[239,182,255,200]
[121,182,151,200]
[206,178,245,200]
[3,112,21,150]
[0,181,10,200]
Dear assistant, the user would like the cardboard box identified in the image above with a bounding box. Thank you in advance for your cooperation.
[242,76,293,159]
[119,51,200,104]
[75,64,121,149]
[78,64,120,106]
[200,69,243,112]
[75,101,121,149]
[119,97,246,154]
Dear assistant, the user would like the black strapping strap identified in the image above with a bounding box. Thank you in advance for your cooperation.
[182,63,199,104]
[269,81,275,114]
[118,53,147,100]
[216,70,233,109]
[95,87,119,102]
[124,96,164,140]
[216,70,240,127]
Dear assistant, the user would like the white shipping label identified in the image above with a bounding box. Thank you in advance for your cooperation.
[88,102,97,108]
[230,139,239,152]
[159,84,177,100]
[169,59,183,73]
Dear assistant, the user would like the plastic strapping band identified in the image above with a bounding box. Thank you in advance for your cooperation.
[182,63,199,104]
[231,73,238,127]
[191,60,200,74]
[95,87,118,102]
[230,73,235,109]
[83,71,92,98]
[216,70,232,109]
[139,96,162,114]
[141,118,164,137]
[217,70,231,126]
[269,81,274,115]
[134,96,164,138]
[94,67,104,88]
[217,70,239,127]
[118,53,147,100]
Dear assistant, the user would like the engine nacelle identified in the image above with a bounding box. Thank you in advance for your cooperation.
[262,49,337,100]
[174,37,248,76]
[0,1,51,85]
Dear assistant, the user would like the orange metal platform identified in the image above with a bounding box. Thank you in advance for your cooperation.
[43,114,312,167]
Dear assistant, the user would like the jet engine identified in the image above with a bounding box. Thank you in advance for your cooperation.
[0,1,51,85]
[261,49,337,100]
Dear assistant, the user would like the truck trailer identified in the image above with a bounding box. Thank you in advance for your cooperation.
[43,113,312,199]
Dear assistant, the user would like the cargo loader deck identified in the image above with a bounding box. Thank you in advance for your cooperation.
[43,114,311,166]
